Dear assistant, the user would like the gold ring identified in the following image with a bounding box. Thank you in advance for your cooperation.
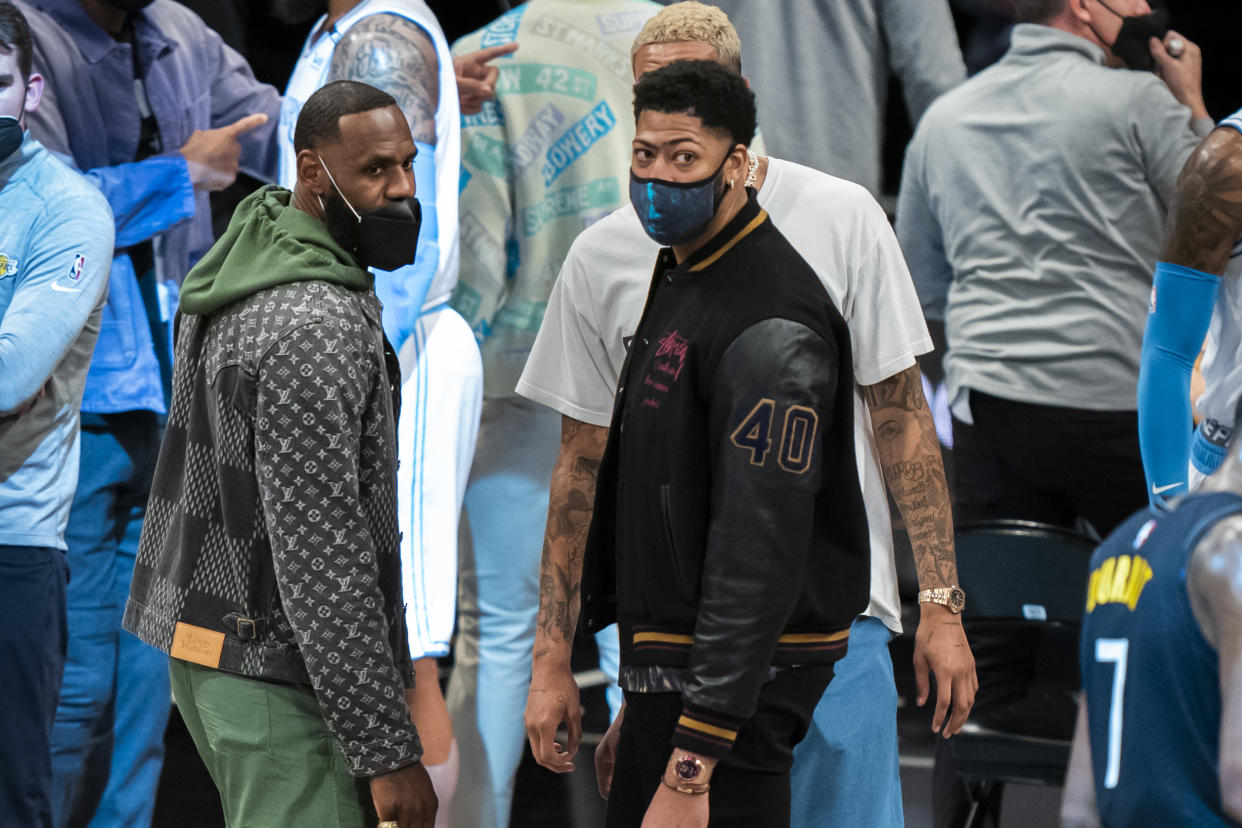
[377,821,399,828]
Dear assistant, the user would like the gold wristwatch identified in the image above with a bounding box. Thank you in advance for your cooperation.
[918,585,966,614]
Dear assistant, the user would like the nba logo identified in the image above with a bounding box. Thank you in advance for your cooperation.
[69,254,86,281]
[1132,519,1157,550]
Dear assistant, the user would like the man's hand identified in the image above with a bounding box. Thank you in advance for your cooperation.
[594,704,624,798]
[179,113,268,192]
[1151,31,1208,122]
[640,784,709,828]
[914,603,977,737]
[369,761,437,828]
[454,43,518,114]
[524,655,583,772]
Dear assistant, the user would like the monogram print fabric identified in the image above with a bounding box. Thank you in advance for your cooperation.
[125,280,421,776]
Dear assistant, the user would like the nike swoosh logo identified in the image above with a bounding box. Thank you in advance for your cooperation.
[50,283,82,293]
[1152,482,1183,495]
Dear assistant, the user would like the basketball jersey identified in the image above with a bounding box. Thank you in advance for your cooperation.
[1080,491,1242,827]
[278,0,460,306]
[1193,109,1242,476]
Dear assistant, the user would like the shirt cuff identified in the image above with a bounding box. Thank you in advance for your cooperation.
[672,703,743,759]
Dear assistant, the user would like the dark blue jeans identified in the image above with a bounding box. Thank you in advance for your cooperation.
[51,413,168,828]
[0,544,68,828]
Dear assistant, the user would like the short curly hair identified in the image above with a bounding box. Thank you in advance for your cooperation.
[294,80,398,153]
[633,59,755,147]
[631,2,742,74]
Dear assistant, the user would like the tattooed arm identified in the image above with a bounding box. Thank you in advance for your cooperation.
[1137,128,1242,498]
[1161,128,1242,275]
[863,364,976,736]
[329,13,440,145]
[524,416,608,773]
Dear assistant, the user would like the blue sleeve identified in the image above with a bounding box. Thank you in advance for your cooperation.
[203,25,282,184]
[0,194,114,413]
[84,157,197,249]
[1137,261,1221,503]
[374,142,439,351]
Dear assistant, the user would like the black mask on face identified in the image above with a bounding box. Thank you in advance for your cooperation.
[318,156,423,272]
[1093,0,1170,71]
[322,189,363,254]
[0,115,23,162]
[270,0,327,26]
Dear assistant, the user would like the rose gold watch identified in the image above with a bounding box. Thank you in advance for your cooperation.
[661,753,710,795]
[918,585,966,614]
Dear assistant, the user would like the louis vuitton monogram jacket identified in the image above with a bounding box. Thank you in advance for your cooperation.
[124,275,420,777]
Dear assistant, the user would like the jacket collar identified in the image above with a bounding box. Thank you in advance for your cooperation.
[31,0,176,67]
[673,190,769,276]
[1007,22,1107,66]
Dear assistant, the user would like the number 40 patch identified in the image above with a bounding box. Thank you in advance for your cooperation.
[729,399,819,474]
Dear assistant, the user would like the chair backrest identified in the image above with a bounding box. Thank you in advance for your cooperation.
[955,520,1098,625]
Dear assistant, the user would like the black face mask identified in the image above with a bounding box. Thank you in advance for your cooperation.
[1094,0,1170,71]
[318,157,423,272]
[0,115,23,162]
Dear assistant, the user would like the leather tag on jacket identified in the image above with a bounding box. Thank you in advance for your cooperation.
[170,622,225,669]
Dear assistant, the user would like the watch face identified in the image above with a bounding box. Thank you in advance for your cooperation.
[948,588,966,612]
[675,756,702,781]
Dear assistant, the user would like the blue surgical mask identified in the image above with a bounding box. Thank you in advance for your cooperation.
[0,116,24,163]
[629,152,732,247]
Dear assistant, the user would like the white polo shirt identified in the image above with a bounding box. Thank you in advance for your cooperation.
[517,157,932,633]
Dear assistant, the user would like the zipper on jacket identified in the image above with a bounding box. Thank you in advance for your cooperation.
[659,483,686,585]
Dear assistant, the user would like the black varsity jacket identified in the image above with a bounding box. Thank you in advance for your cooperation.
[580,194,871,758]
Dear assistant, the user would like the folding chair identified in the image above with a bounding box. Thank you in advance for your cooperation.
[949,519,1098,828]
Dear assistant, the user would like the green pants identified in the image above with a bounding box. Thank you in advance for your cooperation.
[169,658,377,828]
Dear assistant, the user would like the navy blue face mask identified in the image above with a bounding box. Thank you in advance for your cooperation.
[629,151,733,247]
[0,116,24,162]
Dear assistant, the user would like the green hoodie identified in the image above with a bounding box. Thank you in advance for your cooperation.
[179,186,371,316]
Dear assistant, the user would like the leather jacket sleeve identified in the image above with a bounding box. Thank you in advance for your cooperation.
[677,317,837,757]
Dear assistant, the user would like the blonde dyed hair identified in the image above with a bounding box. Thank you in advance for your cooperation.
[631,2,743,73]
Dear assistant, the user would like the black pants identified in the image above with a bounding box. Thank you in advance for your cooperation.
[0,545,68,828]
[951,390,1147,537]
[606,666,832,828]
[935,391,1147,828]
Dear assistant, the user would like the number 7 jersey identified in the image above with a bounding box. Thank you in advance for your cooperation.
[1080,491,1242,827]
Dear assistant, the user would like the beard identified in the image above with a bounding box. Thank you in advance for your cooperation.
[270,0,327,25]
[322,191,362,259]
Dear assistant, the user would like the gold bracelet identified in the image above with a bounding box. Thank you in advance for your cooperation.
[660,775,710,796]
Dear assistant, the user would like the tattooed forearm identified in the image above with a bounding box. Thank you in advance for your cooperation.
[535,417,608,651]
[1161,128,1242,275]
[329,13,440,145]
[864,365,958,589]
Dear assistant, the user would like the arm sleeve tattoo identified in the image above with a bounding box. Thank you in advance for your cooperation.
[1161,128,1242,276]
[536,417,607,649]
[329,13,440,145]
[862,364,959,590]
